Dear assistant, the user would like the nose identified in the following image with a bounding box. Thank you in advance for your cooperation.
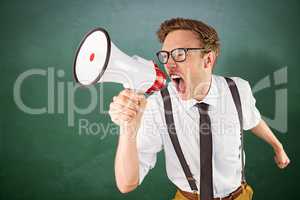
[165,55,177,69]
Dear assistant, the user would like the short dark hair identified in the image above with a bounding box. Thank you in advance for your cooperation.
[157,18,220,56]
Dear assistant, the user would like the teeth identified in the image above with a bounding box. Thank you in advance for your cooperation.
[170,75,181,79]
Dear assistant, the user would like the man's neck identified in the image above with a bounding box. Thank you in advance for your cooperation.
[193,75,212,101]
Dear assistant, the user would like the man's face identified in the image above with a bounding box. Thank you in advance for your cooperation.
[162,30,212,100]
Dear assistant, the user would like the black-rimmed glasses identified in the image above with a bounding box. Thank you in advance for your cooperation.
[156,48,209,64]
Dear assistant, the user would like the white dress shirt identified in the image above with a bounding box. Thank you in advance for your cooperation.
[136,74,261,198]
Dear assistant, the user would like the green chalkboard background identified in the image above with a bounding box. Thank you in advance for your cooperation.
[1,0,299,199]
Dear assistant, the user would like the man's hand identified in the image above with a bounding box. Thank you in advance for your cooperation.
[109,89,147,134]
[274,147,290,169]
[251,120,291,169]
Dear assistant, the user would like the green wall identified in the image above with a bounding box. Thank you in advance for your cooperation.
[1,0,299,199]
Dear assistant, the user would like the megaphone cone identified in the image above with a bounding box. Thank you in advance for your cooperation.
[73,27,166,94]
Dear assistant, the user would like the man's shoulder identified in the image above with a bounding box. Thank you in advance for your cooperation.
[213,74,250,90]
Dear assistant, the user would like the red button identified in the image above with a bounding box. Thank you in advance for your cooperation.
[90,53,95,62]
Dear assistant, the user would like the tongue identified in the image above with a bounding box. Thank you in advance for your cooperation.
[178,79,185,93]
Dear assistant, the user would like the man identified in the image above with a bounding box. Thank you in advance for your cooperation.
[109,18,290,200]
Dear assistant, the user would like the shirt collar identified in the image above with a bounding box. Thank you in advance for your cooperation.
[177,74,219,110]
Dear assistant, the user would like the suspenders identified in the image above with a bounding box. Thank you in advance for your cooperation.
[224,77,246,183]
[161,88,199,192]
[160,77,246,192]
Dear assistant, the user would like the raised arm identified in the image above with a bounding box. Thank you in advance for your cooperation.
[109,89,147,193]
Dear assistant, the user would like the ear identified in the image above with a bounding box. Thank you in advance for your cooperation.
[204,51,216,69]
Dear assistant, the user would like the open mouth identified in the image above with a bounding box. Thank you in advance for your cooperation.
[170,74,186,94]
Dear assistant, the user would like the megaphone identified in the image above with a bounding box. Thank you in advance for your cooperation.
[73,27,166,94]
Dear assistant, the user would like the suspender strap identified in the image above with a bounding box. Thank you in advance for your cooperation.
[160,88,198,192]
[224,77,246,183]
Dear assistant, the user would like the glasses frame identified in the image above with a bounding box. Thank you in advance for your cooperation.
[156,48,209,64]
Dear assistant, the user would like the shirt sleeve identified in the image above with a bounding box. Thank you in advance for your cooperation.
[136,93,163,185]
[233,77,262,130]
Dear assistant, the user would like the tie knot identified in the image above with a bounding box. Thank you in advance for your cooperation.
[195,102,209,113]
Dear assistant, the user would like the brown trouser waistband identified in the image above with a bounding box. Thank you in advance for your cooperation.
[178,184,245,200]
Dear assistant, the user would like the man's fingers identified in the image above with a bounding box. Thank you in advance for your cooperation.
[120,89,143,100]
[110,100,139,114]
[109,102,137,117]
[139,95,147,109]
[108,89,147,127]
[114,94,140,108]
[274,155,290,169]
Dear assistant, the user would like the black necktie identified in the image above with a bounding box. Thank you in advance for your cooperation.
[196,103,213,200]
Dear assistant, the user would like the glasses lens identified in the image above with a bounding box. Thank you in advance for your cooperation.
[157,51,169,64]
[172,48,186,62]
